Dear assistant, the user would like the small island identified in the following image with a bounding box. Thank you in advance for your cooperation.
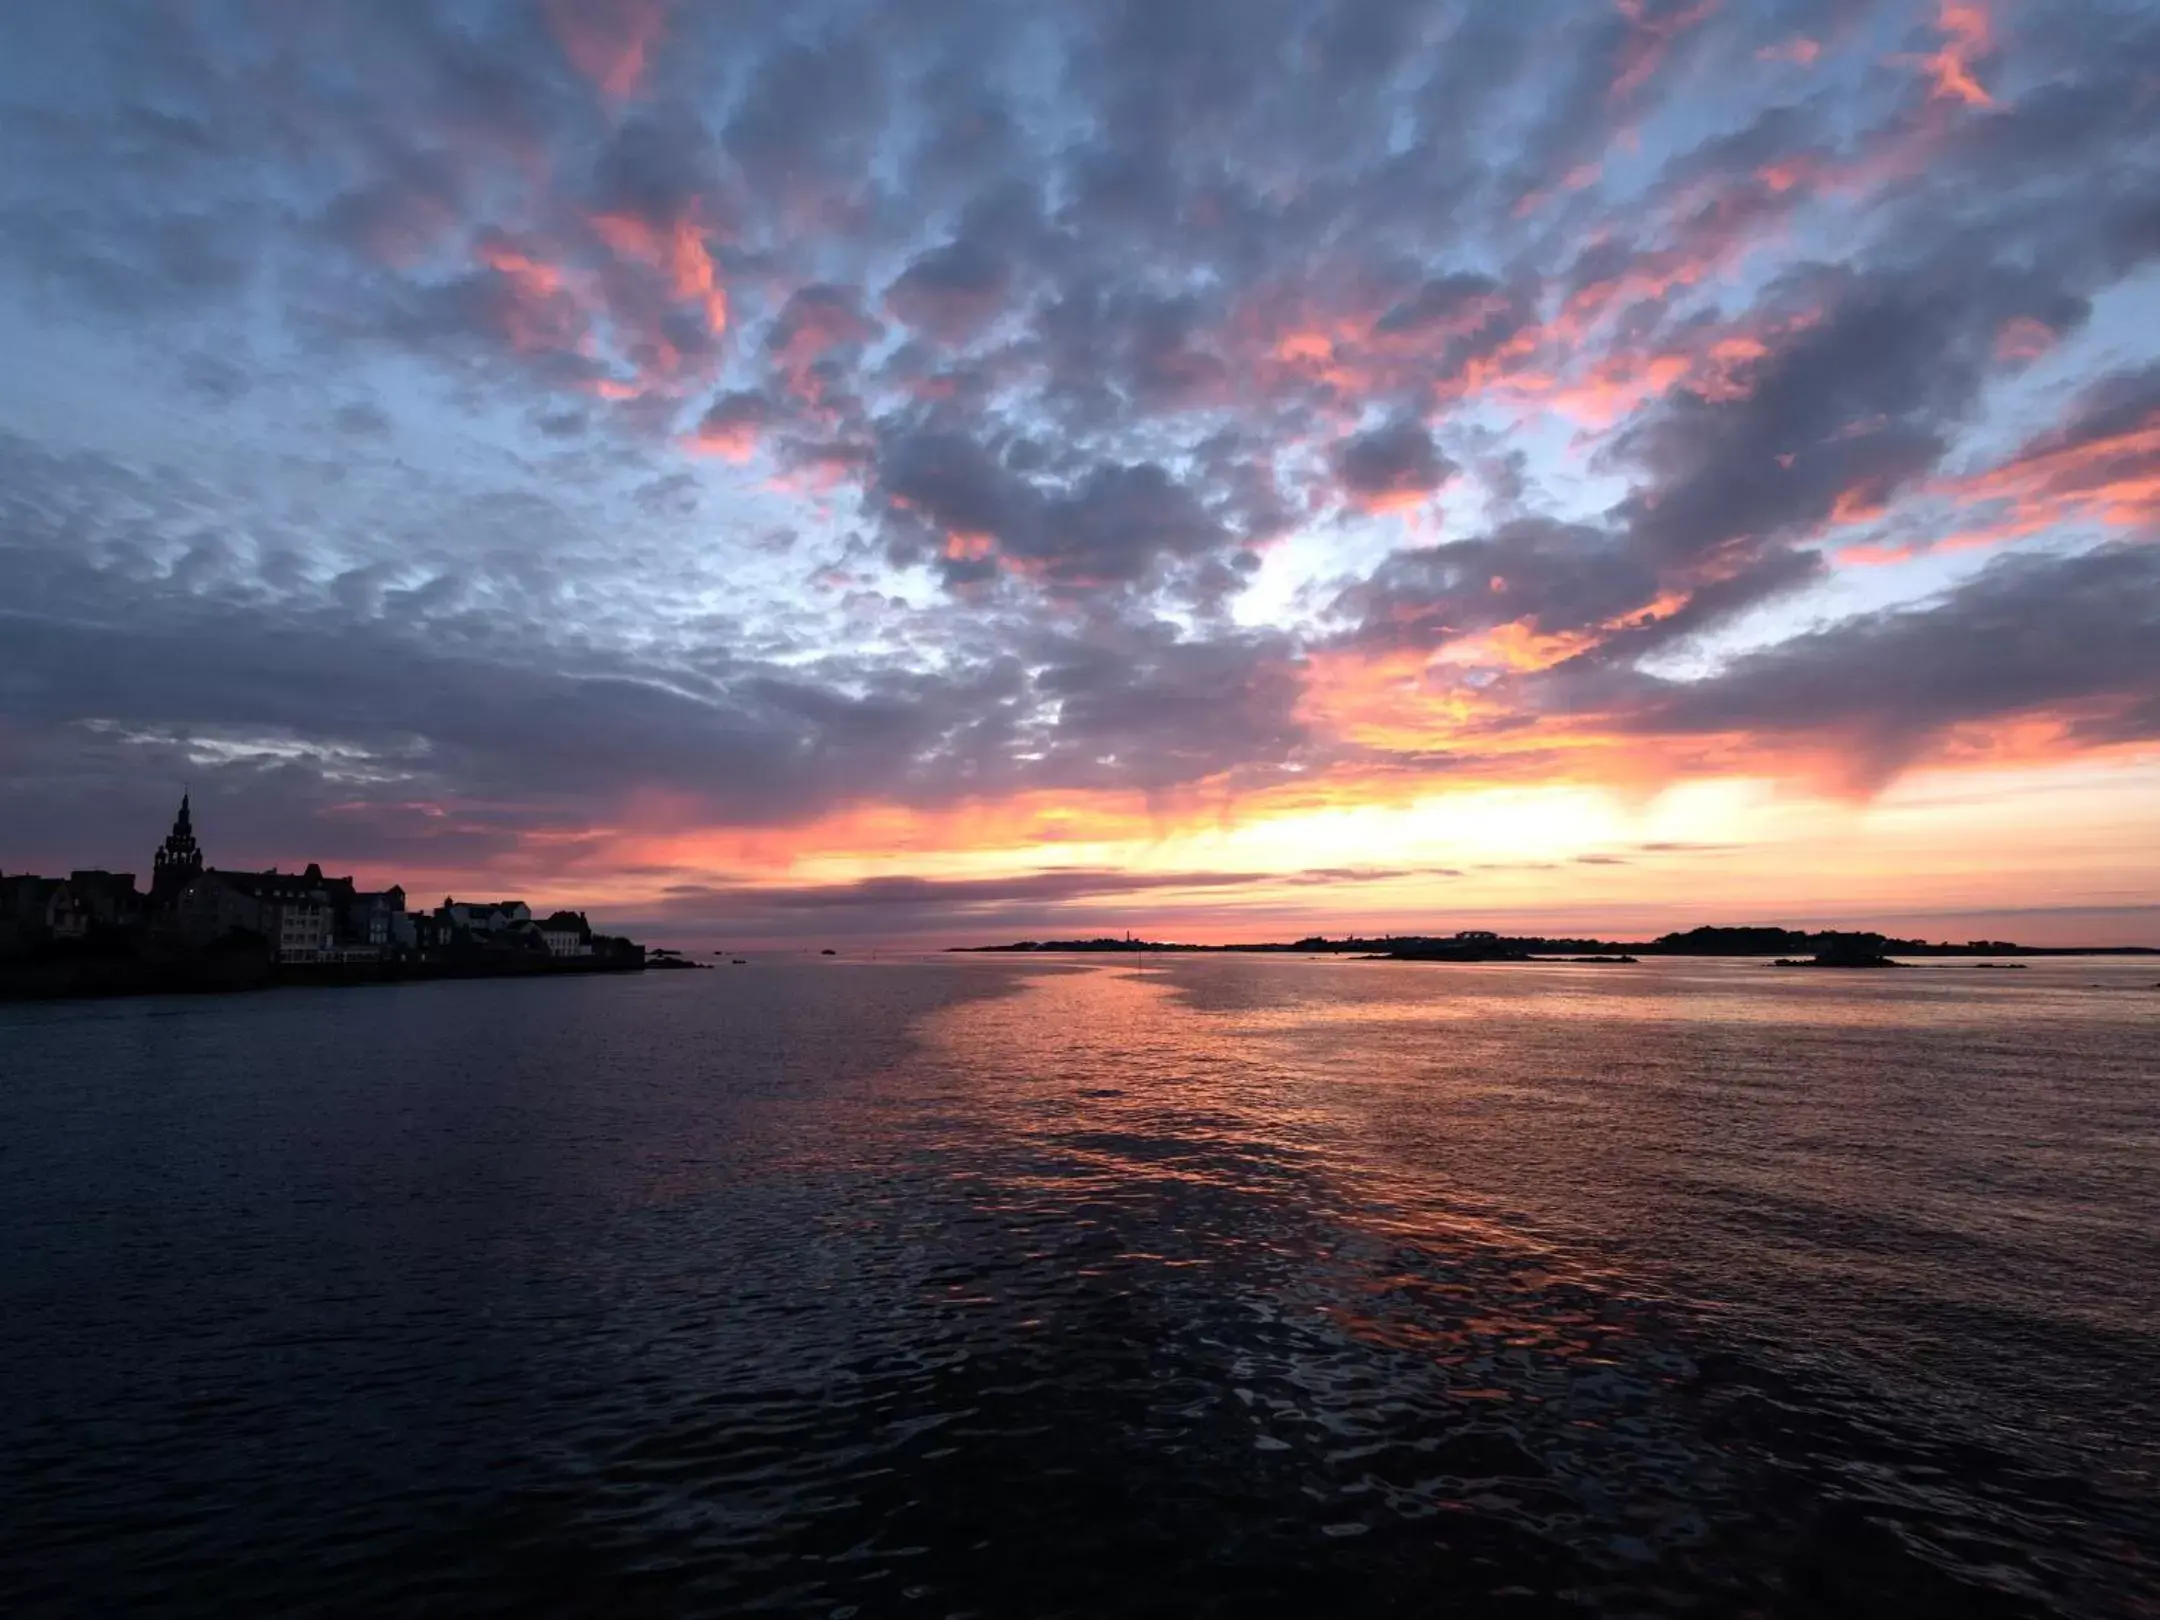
[1773,932,1903,968]
[647,949,711,971]
[958,925,2156,962]
[1366,930,1534,963]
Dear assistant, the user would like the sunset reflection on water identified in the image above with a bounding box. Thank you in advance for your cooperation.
[908,955,2158,1579]
[3,955,2152,1617]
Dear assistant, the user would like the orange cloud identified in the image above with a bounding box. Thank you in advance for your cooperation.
[768,291,881,401]
[1954,412,2160,532]
[1236,258,1809,458]
[589,210,665,263]
[1298,648,1471,754]
[686,420,759,461]
[1695,334,1771,400]
[665,220,728,336]
[475,236,592,356]
[1437,621,1600,673]
[581,209,730,400]
[1994,316,2059,364]
[1920,1,1994,107]
[1273,330,1334,364]
[545,0,668,103]
[1546,352,1692,427]
[1230,273,1542,421]
[1488,302,1809,426]
[610,786,1261,883]
[1358,490,1435,518]
[477,241,564,302]
[592,212,727,333]
[1755,155,1823,195]
[459,221,734,405]
[1827,492,1883,529]
[1839,403,2160,565]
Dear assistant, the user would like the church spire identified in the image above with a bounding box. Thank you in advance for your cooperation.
[151,791,205,909]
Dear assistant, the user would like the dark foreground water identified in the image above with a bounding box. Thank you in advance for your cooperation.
[3,956,2156,1618]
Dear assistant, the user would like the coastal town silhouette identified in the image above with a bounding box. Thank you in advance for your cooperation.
[2,795,646,998]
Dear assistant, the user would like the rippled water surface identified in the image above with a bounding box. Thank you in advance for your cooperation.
[4,956,2156,1617]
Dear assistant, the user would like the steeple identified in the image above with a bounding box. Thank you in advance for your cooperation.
[151,792,205,909]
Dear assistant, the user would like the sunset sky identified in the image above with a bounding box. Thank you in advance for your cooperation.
[2,0,2156,945]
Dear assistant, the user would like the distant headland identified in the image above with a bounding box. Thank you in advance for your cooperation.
[956,925,2157,964]
[2,795,652,1002]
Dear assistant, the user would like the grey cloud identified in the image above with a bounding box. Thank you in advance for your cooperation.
[1033,281,1232,419]
[1029,463,1233,588]
[632,471,699,515]
[0,201,264,315]
[332,402,392,436]
[1580,547,1825,669]
[178,351,251,403]
[589,106,725,232]
[318,143,466,265]
[1336,519,1656,649]
[635,856,1459,943]
[723,35,889,199]
[765,284,883,358]
[1332,419,1454,505]
[1374,273,1505,337]
[664,858,1458,912]
[876,424,1254,596]
[1606,544,2160,781]
[534,406,589,439]
[1608,263,2071,569]
[694,389,779,442]
[877,428,1028,544]
[1022,625,1311,788]
[884,238,1011,340]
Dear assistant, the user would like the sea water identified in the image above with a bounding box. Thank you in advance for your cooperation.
[3,955,2154,1616]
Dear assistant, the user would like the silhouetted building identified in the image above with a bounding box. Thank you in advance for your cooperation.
[441,898,531,932]
[67,870,142,928]
[150,794,205,910]
[3,826,153,954]
[43,880,90,940]
[179,866,382,963]
[344,886,408,950]
[539,911,594,957]
[0,874,40,937]
[0,874,110,946]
